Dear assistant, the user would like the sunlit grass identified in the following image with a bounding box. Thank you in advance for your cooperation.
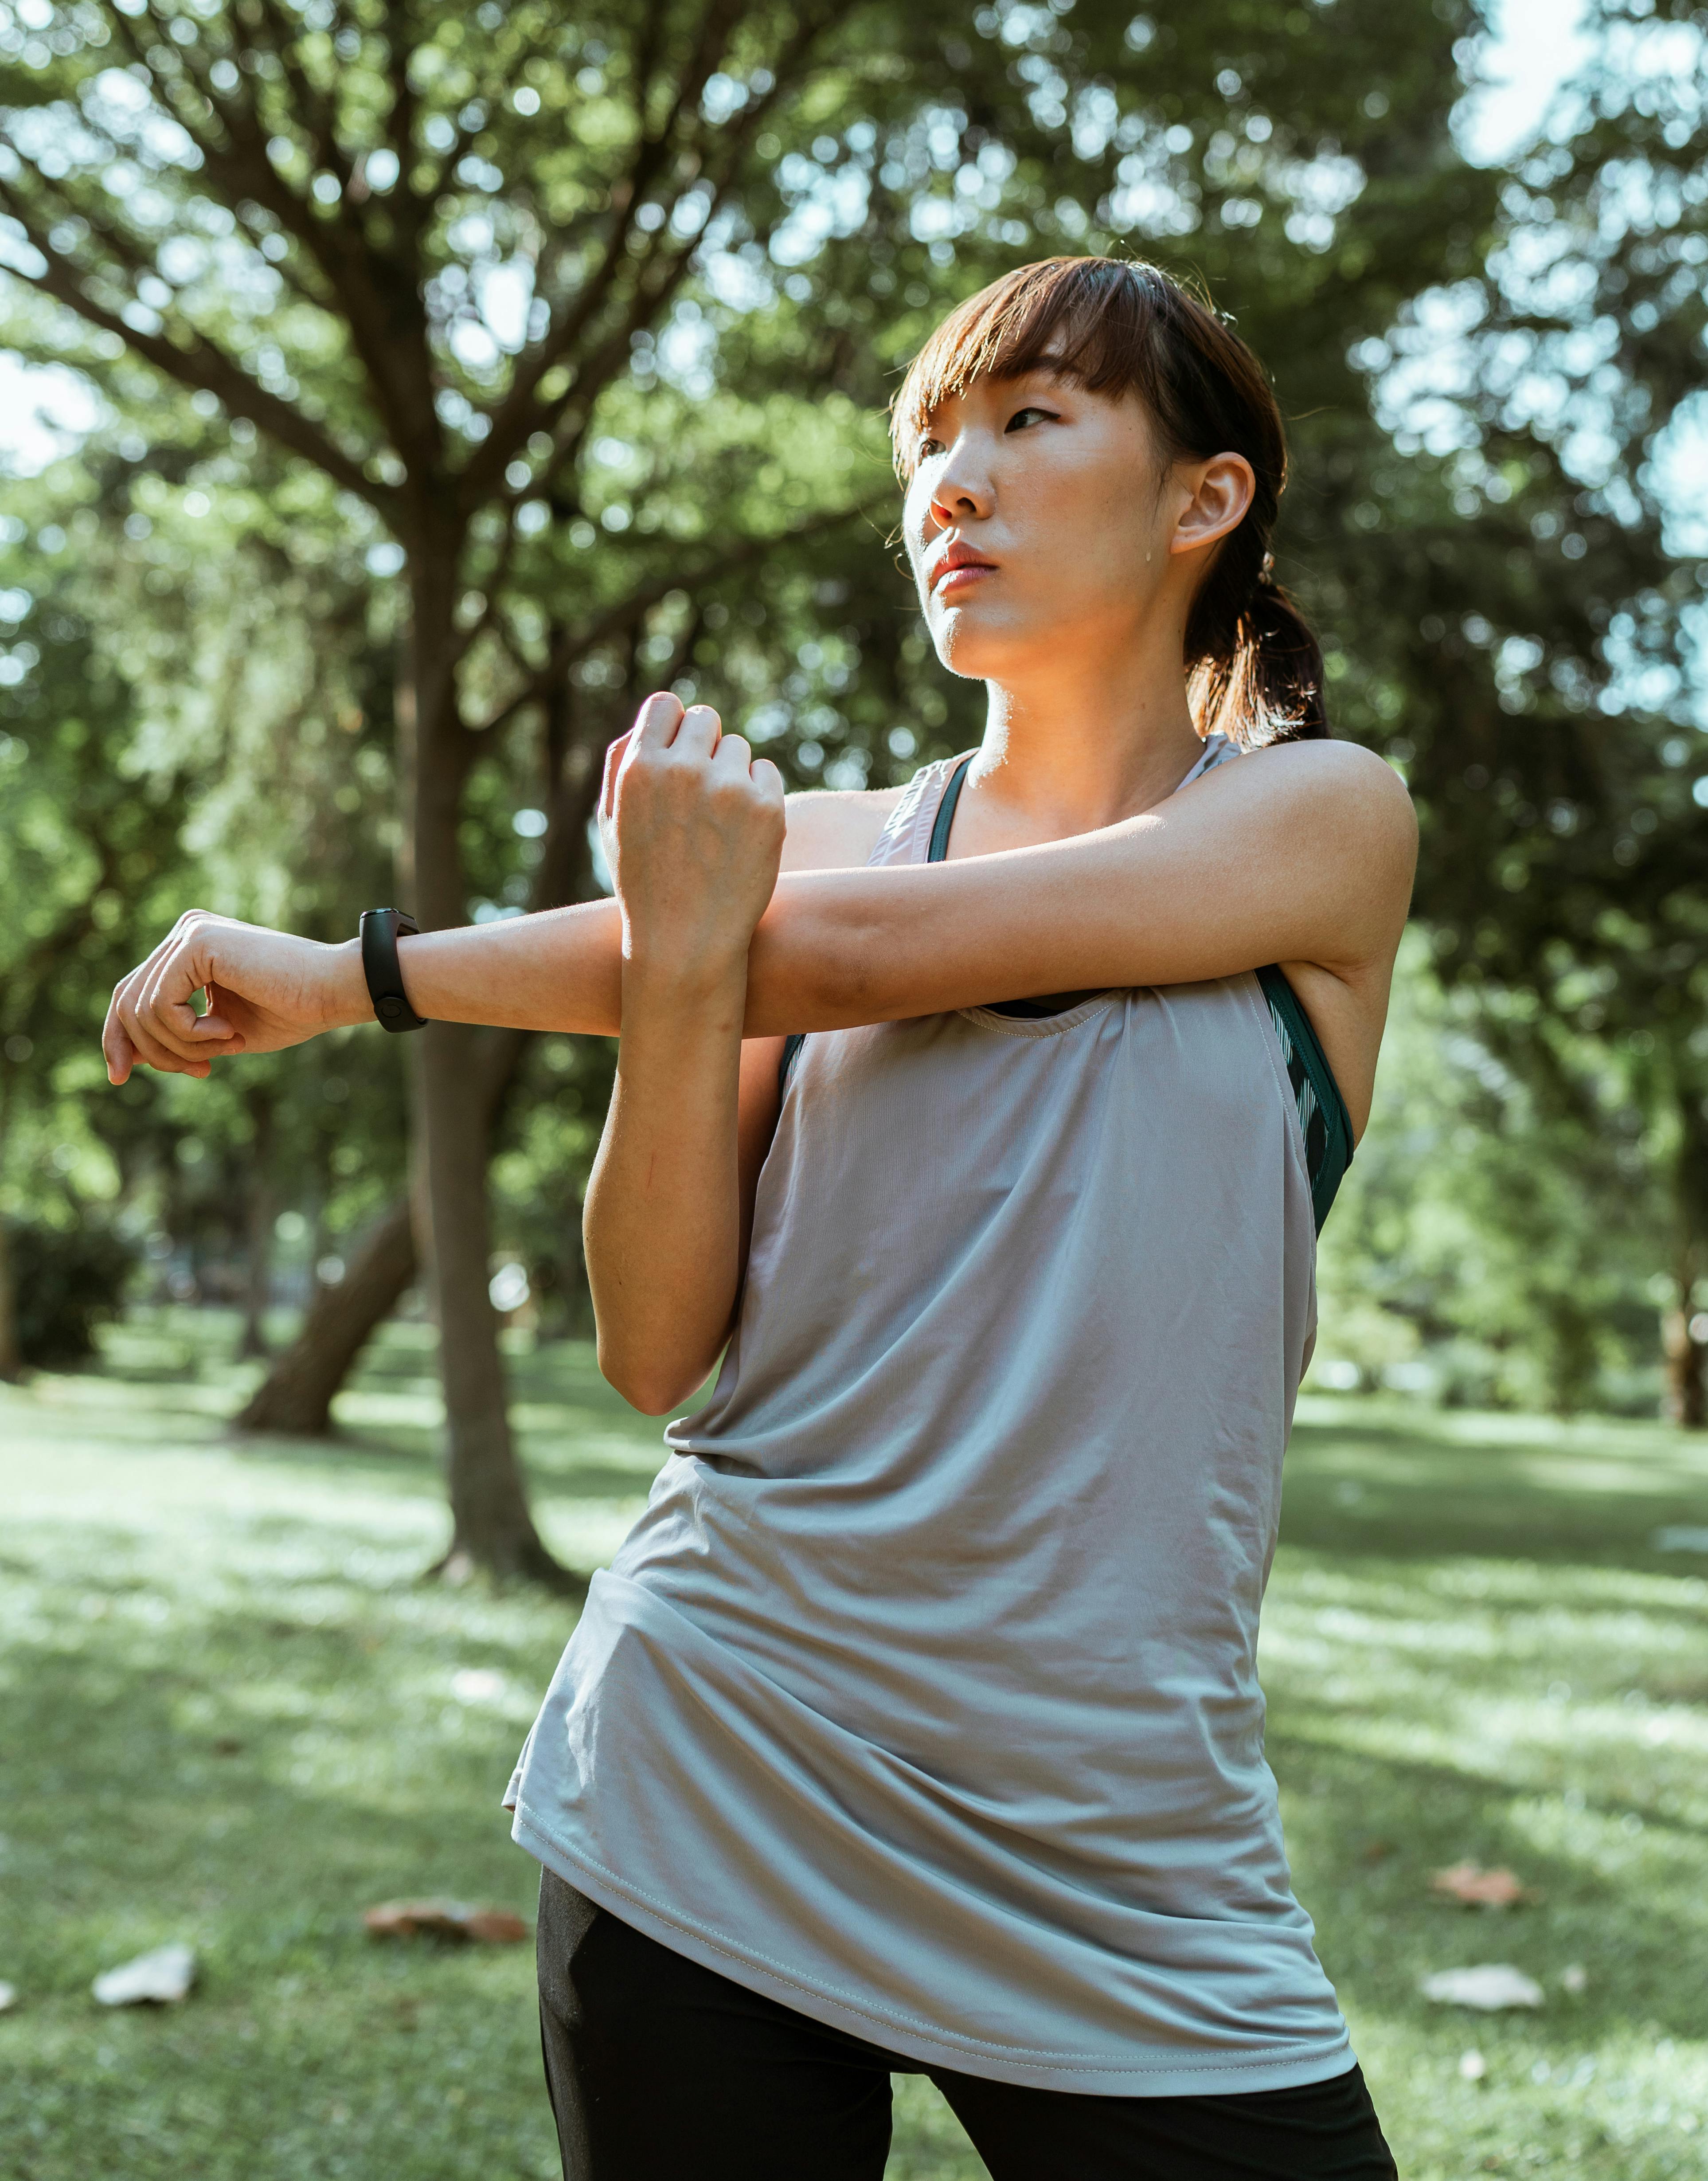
[3,1314,1707,2177]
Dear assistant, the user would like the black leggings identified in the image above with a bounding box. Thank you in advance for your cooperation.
[535,1871,1398,2180]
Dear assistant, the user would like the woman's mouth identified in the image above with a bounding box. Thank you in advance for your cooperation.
[934,563,997,599]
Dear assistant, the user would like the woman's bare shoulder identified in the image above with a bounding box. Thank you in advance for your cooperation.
[780,786,906,873]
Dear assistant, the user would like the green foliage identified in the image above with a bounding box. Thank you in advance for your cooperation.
[4,1211,133,1362]
[0,501,411,1314]
[1317,938,1668,1413]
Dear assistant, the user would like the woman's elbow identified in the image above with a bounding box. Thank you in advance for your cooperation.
[596,1337,704,1417]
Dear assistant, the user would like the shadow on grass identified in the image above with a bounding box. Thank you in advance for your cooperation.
[1283,1405,1708,1573]
[1271,1717,1708,2043]
[7,1593,1706,2053]
[218,1428,665,1529]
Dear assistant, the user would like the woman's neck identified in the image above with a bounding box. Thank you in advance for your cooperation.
[961,652,1206,849]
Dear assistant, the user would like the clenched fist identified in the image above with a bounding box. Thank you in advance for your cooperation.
[601,693,786,994]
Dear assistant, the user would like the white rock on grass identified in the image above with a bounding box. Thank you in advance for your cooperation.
[1419,1964,1544,2012]
[0,1981,17,2013]
[92,1943,197,2007]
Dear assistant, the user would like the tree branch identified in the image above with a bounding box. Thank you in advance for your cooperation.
[253,0,358,191]
[0,196,394,513]
[109,0,439,466]
[460,0,780,495]
[467,497,885,736]
[466,0,840,504]
[448,500,523,669]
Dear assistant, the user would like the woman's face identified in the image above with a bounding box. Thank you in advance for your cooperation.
[901,368,1249,684]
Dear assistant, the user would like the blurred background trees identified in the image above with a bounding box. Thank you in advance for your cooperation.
[1,0,1704,1575]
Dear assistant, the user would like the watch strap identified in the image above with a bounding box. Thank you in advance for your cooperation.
[359,908,427,1032]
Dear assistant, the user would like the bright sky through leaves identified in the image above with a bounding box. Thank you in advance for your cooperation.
[0,4,1597,477]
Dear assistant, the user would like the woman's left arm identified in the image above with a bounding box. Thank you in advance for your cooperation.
[743,738,1416,1131]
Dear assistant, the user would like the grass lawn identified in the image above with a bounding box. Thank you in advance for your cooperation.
[4,1311,1708,2178]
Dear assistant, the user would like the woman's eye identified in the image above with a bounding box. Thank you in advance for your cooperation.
[1005,406,1055,433]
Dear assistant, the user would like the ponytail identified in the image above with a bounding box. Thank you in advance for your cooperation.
[892,256,1330,748]
[1187,557,1329,748]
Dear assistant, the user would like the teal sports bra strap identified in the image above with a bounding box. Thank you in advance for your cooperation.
[928,754,973,861]
[1255,963,1354,1232]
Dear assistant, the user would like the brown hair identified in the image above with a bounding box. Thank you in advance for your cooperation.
[891,257,1328,747]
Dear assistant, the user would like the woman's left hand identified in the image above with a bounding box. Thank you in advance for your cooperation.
[600,693,786,994]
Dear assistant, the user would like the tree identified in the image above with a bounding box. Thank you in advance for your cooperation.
[3,0,910,1582]
[11,0,1694,1552]
[1345,0,1708,1419]
[1315,937,1670,1414]
[0,552,191,1373]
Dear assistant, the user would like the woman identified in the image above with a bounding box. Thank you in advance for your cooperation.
[105,258,1415,2178]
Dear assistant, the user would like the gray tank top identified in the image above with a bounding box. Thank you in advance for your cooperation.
[508,738,1354,2095]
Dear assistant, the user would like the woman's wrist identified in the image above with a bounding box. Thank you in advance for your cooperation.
[324,936,377,1030]
[621,936,752,1019]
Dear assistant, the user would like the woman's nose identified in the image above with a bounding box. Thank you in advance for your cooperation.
[930,449,993,526]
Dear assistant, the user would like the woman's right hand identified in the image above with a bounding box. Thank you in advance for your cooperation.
[102,912,369,1084]
[601,693,785,995]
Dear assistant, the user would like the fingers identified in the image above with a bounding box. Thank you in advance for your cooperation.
[119,974,211,1076]
[673,703,722,760]
[102,915,243,1081]
[600,730,631,822]
[710,735,784,809]
[137,948,214,1055]
[629,693,726,763]
[616,697,727,821]
[117,1002,208,1079]
[102,998,136,1086]
[106,966,185,1081]
[708,729,752,776]
[199,984,246,1047]
[631,690,684,752]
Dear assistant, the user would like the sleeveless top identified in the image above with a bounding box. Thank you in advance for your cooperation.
[507,733,1357,2096]
[780,743,1354,1230]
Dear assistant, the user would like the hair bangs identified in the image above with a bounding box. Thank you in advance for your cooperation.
[889,258,1165,479]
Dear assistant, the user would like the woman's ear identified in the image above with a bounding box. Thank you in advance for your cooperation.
[1168,453,1256,557]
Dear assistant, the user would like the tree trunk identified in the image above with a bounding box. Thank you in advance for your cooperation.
[415,1017,575,1587]
[0,1212,20,1383]
[236,549,602,1589]
[234,1195,417,1434]
[228,994,577,1434]
[238,1084,276,1360]
[1662,1304,1707,1430]
[0,1096,19,1380]
[405,551,581,1592]
[1663,1082,1708,1430]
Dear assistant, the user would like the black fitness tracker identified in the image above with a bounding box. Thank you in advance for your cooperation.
[359,907,427,1032]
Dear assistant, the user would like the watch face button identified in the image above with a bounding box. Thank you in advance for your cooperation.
[380,997,401,1018]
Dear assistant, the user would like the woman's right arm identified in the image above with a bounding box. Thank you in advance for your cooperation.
[99,720,886,1083]
[573,695,785,1410]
